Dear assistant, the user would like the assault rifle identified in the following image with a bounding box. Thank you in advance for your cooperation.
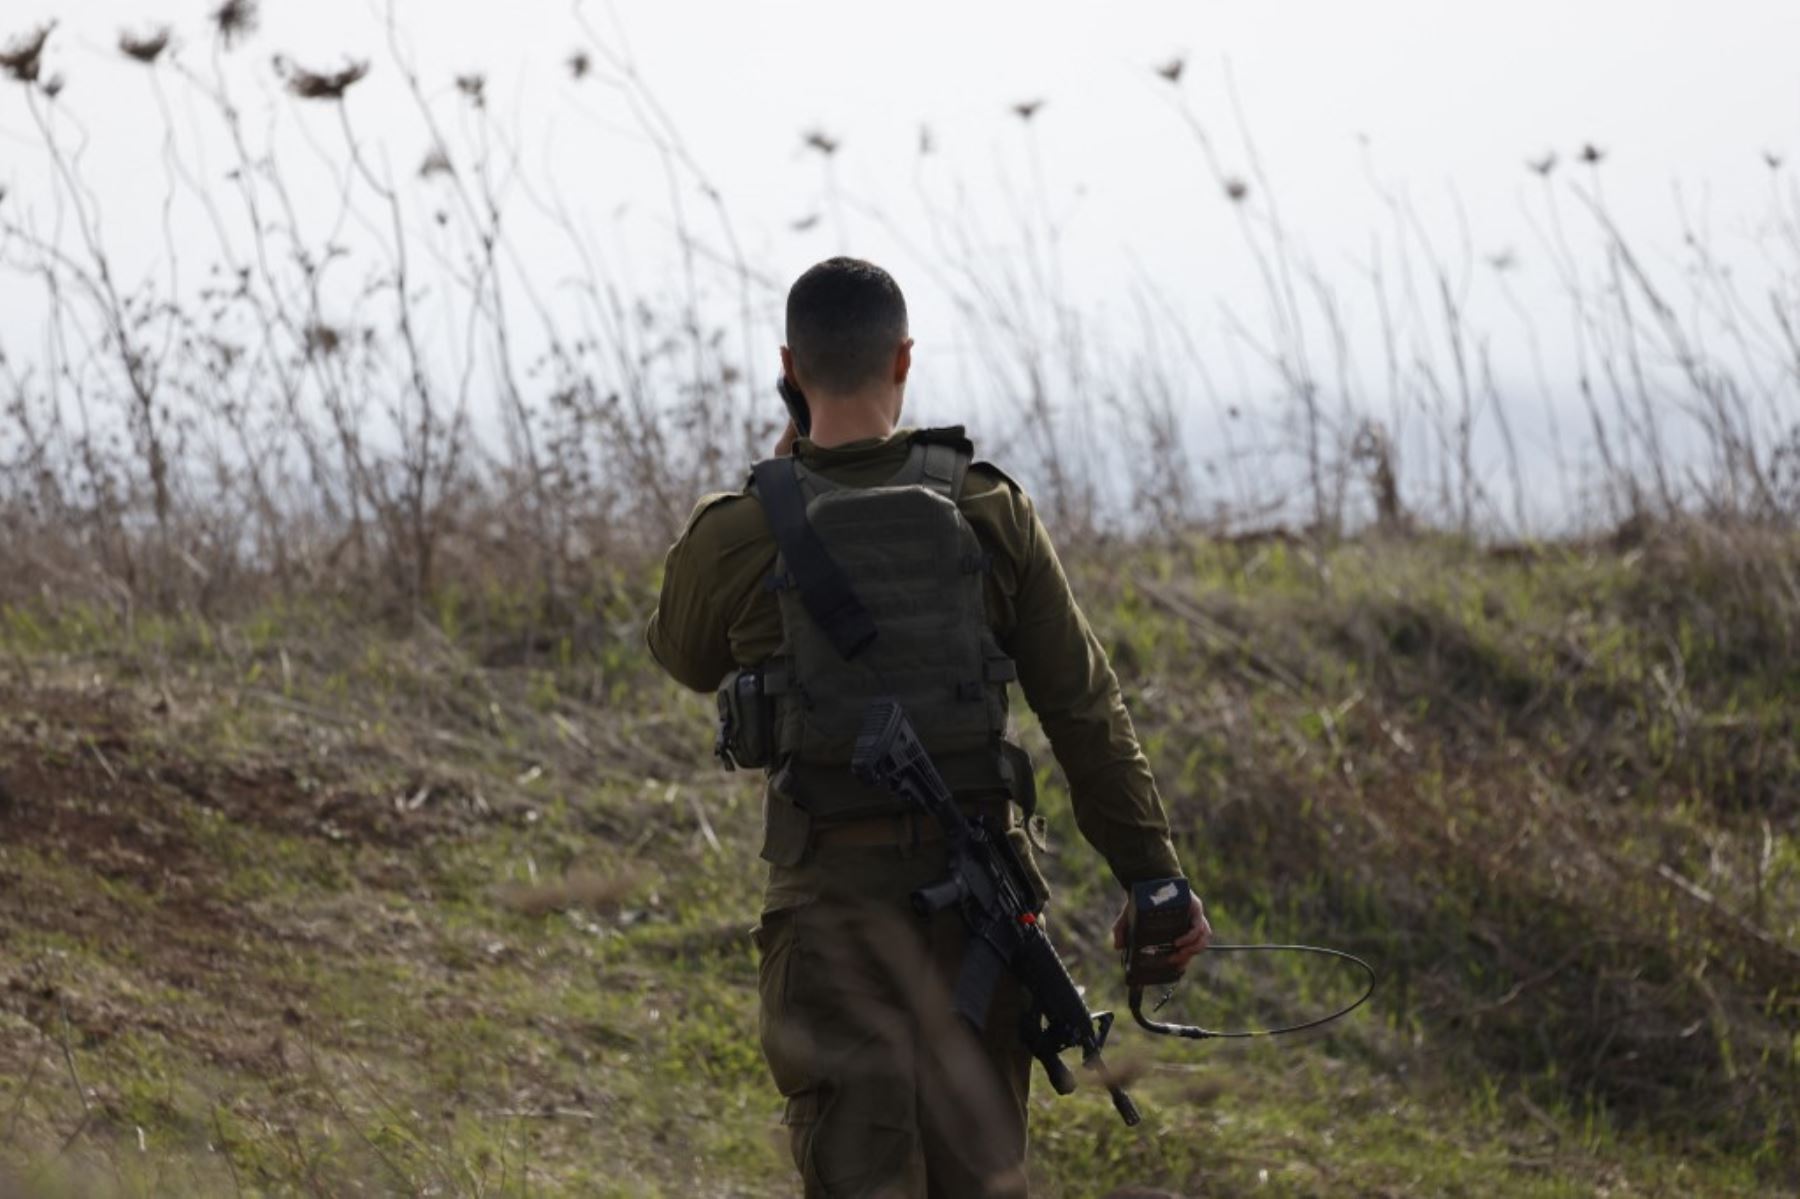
[851,700,1141,1126]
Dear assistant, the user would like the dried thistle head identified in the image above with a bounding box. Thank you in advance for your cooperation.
[1224,177,1249,203]
[0,24,54,84]
[211,0,259,49]
[1578,142,1606,165]
[1011,99,1044,122]
[39,71,63,100]
[418,146,453,178]
[567,50,591,80]
[454,73,485,107]
[802,128,840,156]
[303,322,342,359]
[120,27,173,65]
[1527,152,1557,176]
[281,58,370,102]
[1155,56,1185,83]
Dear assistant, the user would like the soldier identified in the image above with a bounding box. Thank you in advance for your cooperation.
[647,257,1210,1197]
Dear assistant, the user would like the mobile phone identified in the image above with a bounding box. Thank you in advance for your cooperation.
[777,374,811,437]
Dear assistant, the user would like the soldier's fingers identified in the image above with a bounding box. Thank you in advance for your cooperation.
[1169,942,1206,968]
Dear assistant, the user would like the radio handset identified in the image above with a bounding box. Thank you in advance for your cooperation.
[776,374,811,438]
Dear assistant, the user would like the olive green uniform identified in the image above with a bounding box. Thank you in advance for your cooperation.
[648,429,1183,1196]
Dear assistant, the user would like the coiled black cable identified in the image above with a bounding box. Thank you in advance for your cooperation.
[1130,943,1377,1040]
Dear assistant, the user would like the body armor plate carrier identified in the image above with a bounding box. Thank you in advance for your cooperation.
[716,430,1033,858]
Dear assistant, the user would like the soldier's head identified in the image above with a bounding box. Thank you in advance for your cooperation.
[782,257,913,418]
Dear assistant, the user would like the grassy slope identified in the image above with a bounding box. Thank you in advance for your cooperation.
[0,529,1795,1197]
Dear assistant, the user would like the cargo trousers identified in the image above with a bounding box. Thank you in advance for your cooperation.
[753,842,1037,1198]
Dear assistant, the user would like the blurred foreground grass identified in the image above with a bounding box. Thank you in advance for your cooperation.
[0,526,1794,1196]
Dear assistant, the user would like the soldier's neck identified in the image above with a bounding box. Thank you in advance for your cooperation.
[807,394,901,448]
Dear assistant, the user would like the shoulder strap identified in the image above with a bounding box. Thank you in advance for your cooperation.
[887,431,973,500]
[914,427,974,499]
[919,442,970,499]
[750,458,879,661]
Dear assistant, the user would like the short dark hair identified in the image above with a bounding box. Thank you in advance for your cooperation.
[785,257,909,394]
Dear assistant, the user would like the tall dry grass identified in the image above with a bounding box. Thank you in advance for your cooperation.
[0,11,1794,621]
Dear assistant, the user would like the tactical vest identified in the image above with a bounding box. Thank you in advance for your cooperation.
[715,429,1033,863]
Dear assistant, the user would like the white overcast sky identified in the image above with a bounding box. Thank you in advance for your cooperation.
[3,0,1797,521]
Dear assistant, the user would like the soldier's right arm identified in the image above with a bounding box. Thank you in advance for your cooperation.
[646,492,776,692]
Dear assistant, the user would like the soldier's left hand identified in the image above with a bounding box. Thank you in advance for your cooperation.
[1111,892,1212,972]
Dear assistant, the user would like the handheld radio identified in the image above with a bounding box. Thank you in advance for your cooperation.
[777,374,811,437]
[1124,877,1192,988]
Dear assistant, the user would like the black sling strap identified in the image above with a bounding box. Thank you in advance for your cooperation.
[751,458,878,660]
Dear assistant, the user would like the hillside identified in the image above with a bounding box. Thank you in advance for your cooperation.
[1,527,1795,1197]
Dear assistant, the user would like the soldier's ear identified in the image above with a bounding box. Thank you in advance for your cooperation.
[780,345,798,385]
[893,338,914,385]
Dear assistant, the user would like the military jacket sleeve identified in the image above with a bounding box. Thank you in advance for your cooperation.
[962,467,1184,890]
[645,491,777,692]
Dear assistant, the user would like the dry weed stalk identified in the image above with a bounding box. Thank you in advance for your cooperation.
[493,867,646,917]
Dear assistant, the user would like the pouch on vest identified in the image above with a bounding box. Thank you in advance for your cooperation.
[715,667,774,771]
